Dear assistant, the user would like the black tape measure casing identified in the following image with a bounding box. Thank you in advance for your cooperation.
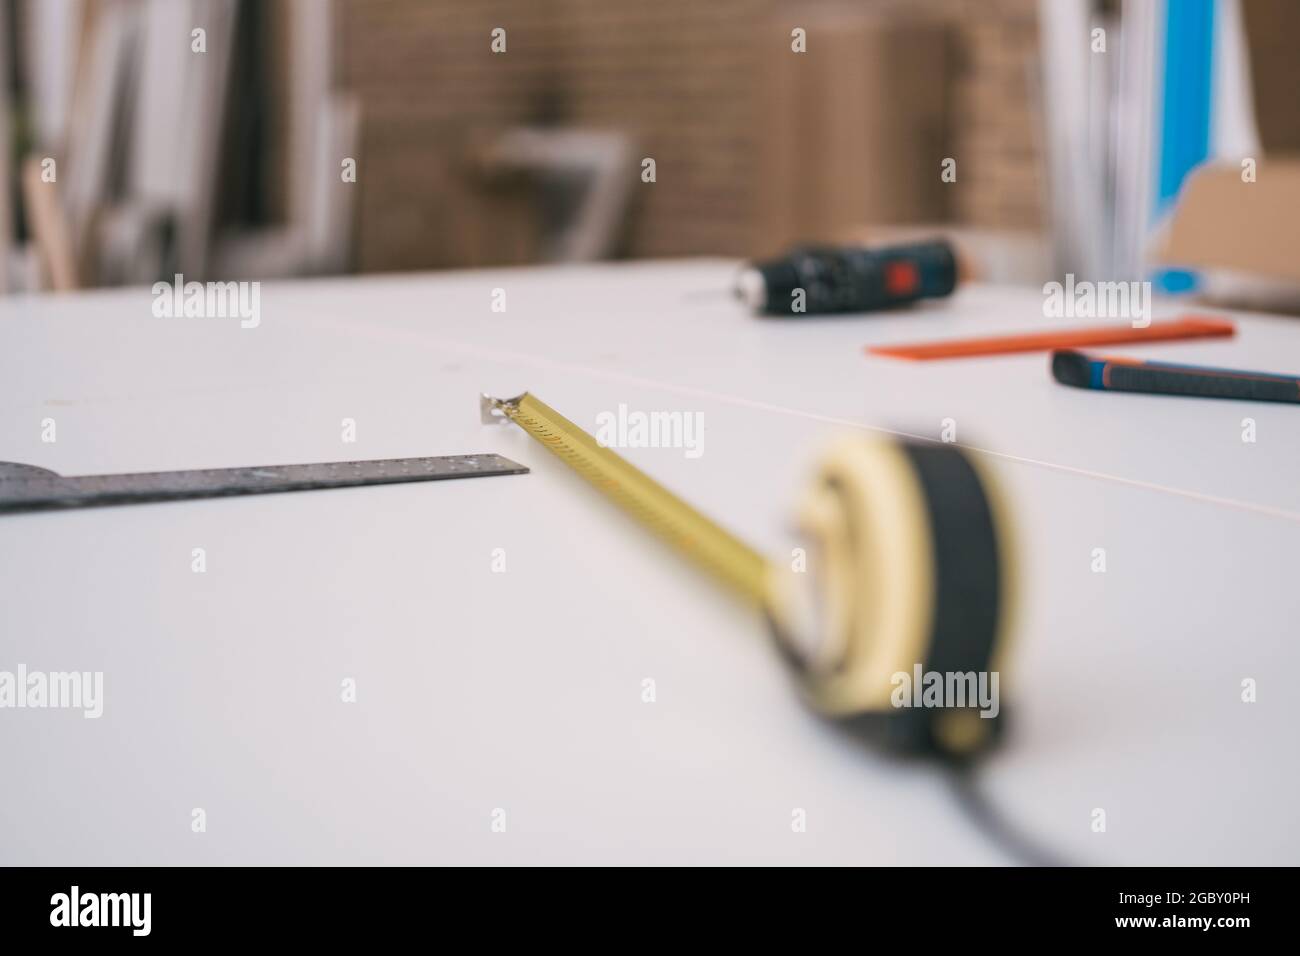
[767,437,1010,757]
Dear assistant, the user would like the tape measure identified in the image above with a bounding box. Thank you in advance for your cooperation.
[483,392,1013,757]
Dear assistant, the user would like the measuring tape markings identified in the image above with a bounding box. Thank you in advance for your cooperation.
[499,393,770,604]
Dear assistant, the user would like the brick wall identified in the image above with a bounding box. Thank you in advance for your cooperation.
[338,0,1044,271]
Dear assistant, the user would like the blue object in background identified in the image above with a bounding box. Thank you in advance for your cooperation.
[1152,0,1216,294]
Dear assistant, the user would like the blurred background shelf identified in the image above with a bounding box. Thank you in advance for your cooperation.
[2,0,1298,304]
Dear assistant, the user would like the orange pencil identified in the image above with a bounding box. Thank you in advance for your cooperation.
[868,315,1235,361]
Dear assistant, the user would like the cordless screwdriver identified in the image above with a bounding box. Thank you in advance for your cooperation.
[735,239,958,315]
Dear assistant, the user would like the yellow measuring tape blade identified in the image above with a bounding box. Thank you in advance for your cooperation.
[496,393,771,605]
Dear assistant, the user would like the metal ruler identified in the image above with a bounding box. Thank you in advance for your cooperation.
[0,454,528,514]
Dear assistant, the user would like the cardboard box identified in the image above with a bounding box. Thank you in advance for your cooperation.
[1151,1,1300,310]
[1157,160,1300,283]
[753,14,951,257]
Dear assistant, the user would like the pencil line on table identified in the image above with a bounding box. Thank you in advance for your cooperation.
[315,319,1300,525]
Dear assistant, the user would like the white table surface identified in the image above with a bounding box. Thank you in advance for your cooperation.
[2,260,1297,865]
